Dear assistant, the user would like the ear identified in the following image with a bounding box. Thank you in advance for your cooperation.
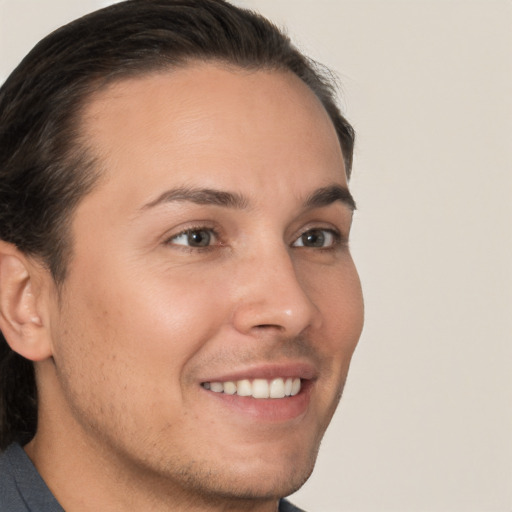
[0,241,53,361]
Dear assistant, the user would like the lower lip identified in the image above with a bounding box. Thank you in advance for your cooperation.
[201,380,313,422]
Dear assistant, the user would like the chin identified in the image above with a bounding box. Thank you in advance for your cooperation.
[152,439,317,506]
[197,446,318,501]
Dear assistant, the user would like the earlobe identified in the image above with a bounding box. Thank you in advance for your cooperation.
[0,242,53,361]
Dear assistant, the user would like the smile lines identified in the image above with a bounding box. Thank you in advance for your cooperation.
[202,377,301,399]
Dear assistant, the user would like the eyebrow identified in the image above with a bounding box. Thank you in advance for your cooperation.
[141,184,355,212]
[141,186,249,210]
[304,185,356,211]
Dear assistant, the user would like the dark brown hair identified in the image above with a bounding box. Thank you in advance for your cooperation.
[0,0,355,450]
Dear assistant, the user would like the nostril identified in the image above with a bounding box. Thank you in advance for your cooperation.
[254,324,284,331]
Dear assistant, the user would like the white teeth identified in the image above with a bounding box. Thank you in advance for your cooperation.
[210,382,223,392]
[237,379,252,396]
[269,378,286,398]
[291,377,301,396]
[252,379,270,398]
[223,381,237,395]
[202,377,302,399]
[284,378,293,396]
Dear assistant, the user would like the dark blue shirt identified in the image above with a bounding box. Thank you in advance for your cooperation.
[0,443,64,511]
[0,443,305,511]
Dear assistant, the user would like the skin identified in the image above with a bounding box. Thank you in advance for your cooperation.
[20,63,364,511]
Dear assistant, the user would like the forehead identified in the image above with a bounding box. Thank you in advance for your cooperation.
[79,63,347,206]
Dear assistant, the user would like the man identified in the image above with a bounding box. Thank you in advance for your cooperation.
[0,1,364,510]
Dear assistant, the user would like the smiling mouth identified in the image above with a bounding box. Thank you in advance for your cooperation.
[201,377,302,399]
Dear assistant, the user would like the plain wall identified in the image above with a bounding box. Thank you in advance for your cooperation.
[1,1,511,511]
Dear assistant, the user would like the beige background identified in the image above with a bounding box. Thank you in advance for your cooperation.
[1,1,511,511]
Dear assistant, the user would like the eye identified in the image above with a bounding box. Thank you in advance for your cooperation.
[292,228,338,248]
[170,228,216,248]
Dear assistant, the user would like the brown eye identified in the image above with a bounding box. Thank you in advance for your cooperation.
[293,229,337,248]
[171,229,214,247]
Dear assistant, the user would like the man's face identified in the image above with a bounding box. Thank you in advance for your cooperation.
[43,64,363,503]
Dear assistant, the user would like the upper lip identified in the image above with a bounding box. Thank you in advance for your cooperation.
[200,361,318,383]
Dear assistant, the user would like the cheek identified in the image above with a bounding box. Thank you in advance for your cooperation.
[50,268,232,446]
[293,259,363,437]
[127,263,229,339]
[69,262,230,378]
[303,257,364,359]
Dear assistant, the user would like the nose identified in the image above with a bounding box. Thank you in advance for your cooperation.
[231,247,321,338]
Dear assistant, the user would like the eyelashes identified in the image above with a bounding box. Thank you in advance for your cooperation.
[165,225,346,252]
[169,227,219,248]
[291,228,341,249]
